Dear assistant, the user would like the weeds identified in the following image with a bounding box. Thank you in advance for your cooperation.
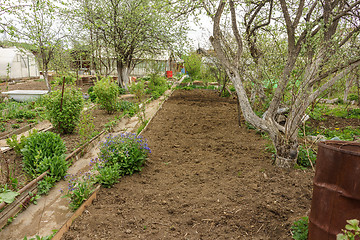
[291,217,308,240]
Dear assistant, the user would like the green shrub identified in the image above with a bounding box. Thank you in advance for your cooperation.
[77,110,95,145]
[44,87,84,134]
[37,176,56,195]
[148,75,168,99]
[118,86,126,95]
[54,75,76,85]
[21,131,67,178]
[64,172,96,211]
[347,109,360,118]
[120,100,137,117]
[98,132,150,176]
[297,145,316,168]
[37,155,69,180]
[93,77,119,114]
[14,109,36,119]
[348,94,359,101]
[291,217,308,240]
[87,86,97,102]
[130,81,146,102]
[94,164,121,188]
[151,90,161,100]
[0,122,5,132]
[184,52,202,78]
[6,129,38,155]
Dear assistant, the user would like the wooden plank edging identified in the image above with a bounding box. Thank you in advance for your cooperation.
[52,185,101,240]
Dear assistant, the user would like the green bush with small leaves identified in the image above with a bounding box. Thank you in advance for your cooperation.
[44,87,84,134]
[93,77,119,114]
[348,94,359,101]
[21,131,67,178]
[94,164,121,188]
[119,100,138,117]
[87,86,97,102]
[297,145,316,168]
[37,176,57,195]
[291,217,308,240]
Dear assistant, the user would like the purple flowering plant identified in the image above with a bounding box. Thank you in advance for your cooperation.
[63,132,150,210]
[63,171,96,211]
[99,132,151,176]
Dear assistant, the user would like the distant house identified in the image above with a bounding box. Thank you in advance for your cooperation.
[0,47,39,80]
[132,51,183,77]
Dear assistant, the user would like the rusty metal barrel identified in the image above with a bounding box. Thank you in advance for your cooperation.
[309,141,360,240]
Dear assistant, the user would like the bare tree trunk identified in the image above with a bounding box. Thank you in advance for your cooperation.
[43,63,51,92]
[273,133,298,167]
[116,60,129,90]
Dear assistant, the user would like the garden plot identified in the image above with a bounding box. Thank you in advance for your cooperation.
[0,80,178,239]
[62,89,314,240]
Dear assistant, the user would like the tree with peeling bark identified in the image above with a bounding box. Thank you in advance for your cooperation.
[76,0,187,90]
[205,0,360,167]
[9,0,68,92]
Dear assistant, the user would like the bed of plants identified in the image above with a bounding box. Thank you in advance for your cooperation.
[63,132,151,211]
[0,98,47,136]
[0,74,174,232]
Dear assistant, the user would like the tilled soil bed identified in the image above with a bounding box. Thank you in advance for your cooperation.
[63,89,314,240]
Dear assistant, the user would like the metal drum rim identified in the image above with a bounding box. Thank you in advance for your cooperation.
[318,140,360,157]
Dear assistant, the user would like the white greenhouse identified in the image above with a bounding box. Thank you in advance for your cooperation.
[0,47,39,80]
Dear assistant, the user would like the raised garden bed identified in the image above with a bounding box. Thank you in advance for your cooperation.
[0,76,184,238]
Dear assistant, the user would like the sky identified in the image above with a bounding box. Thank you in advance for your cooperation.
[187,14,213,50]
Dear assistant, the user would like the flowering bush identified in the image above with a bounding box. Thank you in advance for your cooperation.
[63,132,150,210]
[63,172,96,211]
[98,133,151,176]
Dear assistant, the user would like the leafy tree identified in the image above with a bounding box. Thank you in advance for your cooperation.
[205,0,360,167]
[0,1,27,34]
[10,0,69,92]
[76,0,187,89]
[184,52,203,78]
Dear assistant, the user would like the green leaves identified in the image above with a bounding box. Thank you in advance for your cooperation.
[93,77,119,114]
[44,87,84,134]
[21,131,67,179]
[291,217,308,240]
[0,190,19,204]
[337,219,360,240]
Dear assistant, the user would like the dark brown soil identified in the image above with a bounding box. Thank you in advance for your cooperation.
[0,79,92,93]
[62,89,314,240]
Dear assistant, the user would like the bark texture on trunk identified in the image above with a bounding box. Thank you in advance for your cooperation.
[273,135,298,168]
[116,60,129,90]
[43,66,51,92]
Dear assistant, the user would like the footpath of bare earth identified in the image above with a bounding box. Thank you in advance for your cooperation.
[0,86,174,240]
[62,89,314,240]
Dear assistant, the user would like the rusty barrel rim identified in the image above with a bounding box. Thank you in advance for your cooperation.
[317,140,360,157]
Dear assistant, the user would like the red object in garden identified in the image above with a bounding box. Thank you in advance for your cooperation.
[166,71,173,78]
[308,141,360,240]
